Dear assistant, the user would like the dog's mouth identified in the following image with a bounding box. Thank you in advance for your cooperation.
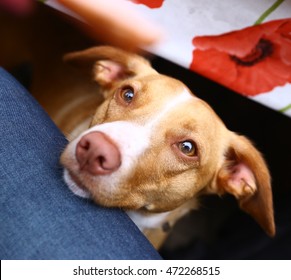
[69,171,87,190]
[64,169,91,199]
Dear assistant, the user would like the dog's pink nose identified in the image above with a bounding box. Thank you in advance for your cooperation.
[76,132,121,175]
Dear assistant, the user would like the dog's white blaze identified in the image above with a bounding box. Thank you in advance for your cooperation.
[145,89,193,131]
[77,121,151,169]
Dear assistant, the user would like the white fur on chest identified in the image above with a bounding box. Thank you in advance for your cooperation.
[126,210,171,231]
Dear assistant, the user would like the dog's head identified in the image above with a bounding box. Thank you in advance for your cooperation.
[60,46,275,236]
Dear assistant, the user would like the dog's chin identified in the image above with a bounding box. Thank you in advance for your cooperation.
[63,169,91,199]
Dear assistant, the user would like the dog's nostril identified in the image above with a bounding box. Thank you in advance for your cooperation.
[79,139,90,150]
[97,156,106,168]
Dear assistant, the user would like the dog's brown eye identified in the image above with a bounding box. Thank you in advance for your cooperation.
[120,87,134,103]
[178,140,196,156]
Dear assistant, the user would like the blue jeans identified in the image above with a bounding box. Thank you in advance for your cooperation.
[0,68,161,260]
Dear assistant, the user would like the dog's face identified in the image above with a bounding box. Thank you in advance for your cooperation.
[60,46,275,236]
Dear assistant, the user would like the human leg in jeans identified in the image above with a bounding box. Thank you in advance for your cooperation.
[0,68,161,260]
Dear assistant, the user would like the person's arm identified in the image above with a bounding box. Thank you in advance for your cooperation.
[58,0,162,50]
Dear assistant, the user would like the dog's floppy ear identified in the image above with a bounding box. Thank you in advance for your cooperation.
[215,134,275,237]
[63,46,156,87]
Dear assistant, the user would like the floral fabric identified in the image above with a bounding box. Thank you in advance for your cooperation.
[45,0,291,117]
[190,19,291,97]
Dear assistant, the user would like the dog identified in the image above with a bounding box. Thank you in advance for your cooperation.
[59,46,275,249]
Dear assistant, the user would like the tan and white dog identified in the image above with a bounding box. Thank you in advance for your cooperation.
[60,46,275,248]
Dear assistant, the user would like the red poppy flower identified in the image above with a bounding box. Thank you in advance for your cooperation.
[190,19,291,96]
[130,0,164,9]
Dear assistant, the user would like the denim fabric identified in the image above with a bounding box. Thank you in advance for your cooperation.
[0,68,161,260]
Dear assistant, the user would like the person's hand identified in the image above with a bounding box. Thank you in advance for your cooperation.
[57,0,162,50]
